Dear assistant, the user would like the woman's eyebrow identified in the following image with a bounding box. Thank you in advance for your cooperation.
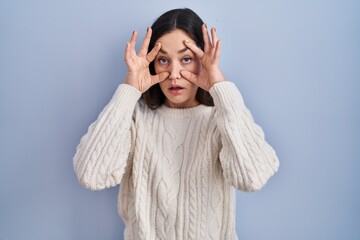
[159,47,190,54]
[178,47,190,53]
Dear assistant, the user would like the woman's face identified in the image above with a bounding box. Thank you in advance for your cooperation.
[154,29,201,108]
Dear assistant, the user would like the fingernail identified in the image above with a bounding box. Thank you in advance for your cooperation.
[184,40,190,43]
[147,27,149,32]
[214,27,216,32]
[204,23,207,29]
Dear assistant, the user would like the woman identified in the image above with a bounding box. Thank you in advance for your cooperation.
[73,8,279,240]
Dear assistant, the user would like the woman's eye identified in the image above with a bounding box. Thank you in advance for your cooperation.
[182,57,192,64]
[158,58,168,64]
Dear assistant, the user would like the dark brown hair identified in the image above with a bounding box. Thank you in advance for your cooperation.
[142,8,214,109]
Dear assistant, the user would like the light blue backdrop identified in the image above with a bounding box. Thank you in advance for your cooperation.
[0,0,359,239]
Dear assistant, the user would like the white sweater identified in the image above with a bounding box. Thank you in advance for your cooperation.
[73,81,279,240]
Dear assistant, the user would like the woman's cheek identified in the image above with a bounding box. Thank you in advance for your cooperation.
[186,60,201,74]
[154,62,163,74]
[183,62,194,73]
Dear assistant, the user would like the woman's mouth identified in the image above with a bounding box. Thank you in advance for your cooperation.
[169,85,184,95]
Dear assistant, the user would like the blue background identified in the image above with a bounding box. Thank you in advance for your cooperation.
[0,0,359,239]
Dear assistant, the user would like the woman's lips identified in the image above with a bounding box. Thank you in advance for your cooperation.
[168,85,184,95]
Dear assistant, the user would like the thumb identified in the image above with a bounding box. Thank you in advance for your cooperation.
[180,70,198,84]
[152,71,170,84]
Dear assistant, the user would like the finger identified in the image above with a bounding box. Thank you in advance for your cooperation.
[146,42,161,63]
[152,71,170,84]
[129,31,138,48]
[202,24,212,53]
[128,31,138,59]
[124,42,131,63]
[180,70,199,85]
[214,40,221,64]
[139,27,152,57]
[208,28,219,58]
[211,27,218,46]
[183,40,204,59]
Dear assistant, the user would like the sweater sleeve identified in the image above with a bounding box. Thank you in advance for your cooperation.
[209,81,279,192]
[73,84,141,190]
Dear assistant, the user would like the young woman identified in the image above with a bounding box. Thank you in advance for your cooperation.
[73,8,279,240]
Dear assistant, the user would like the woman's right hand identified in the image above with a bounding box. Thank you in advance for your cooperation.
[124,28,169,93]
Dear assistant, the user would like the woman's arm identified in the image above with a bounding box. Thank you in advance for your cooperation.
[74,27,169,191]
[210,81,279,192]
[73,84,141,190]
[180,25,279,191]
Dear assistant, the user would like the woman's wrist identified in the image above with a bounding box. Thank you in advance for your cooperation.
[209,70,226,89]
[124,74,140,92]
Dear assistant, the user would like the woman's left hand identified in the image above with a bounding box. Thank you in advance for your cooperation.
[180,24,226,91]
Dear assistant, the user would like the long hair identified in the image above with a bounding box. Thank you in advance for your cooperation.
[142,8,214,109]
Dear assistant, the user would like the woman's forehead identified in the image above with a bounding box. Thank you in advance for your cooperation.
[155,29,196,54]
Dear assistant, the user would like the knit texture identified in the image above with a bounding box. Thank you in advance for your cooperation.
[73,81,279,240]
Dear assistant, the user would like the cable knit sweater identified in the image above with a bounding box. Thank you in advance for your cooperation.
[73,81,279,240]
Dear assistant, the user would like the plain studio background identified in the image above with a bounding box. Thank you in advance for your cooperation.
[0,0,359,239]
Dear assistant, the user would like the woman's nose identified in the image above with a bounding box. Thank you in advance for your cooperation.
[168,62,182,80]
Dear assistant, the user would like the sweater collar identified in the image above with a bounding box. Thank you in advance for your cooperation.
[156,104,212,118]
